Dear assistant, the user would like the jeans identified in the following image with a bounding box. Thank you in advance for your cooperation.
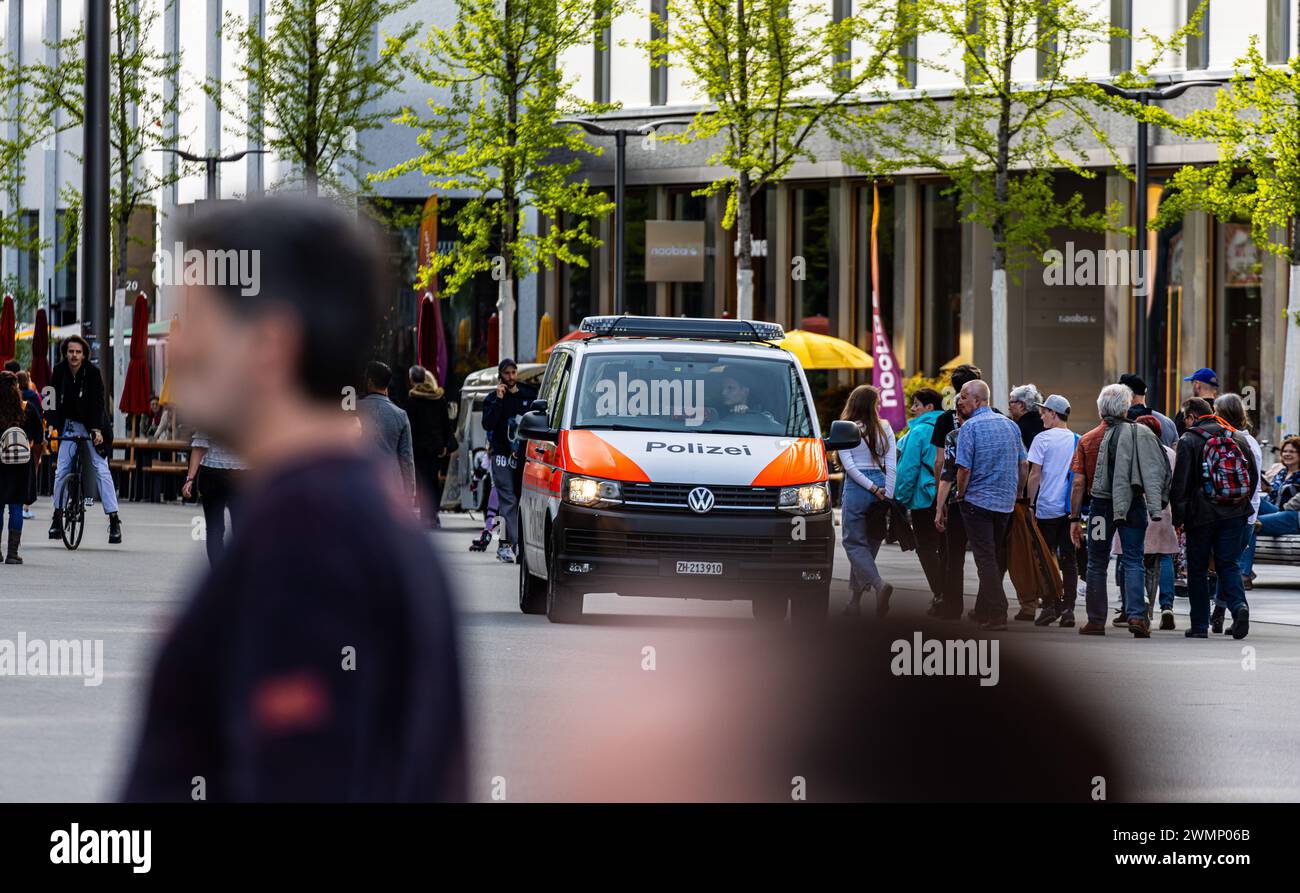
[198,465,242,567]
[52,420,119,514]
[909,504,945,599]
[1036,515,1078,613]
[4,503,21,532]
[940,499,968,616]
[1158,554,1175,610]
[489,453,520,547]
[1085,497,1148,625]
[960,502,1012,620]
[1186,516,1249,633]
[841,470,887,595]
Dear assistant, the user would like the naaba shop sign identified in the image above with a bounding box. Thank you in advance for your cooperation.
[645,220,706,282]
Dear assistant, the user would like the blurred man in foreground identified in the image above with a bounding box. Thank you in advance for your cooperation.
[122,197,465,801]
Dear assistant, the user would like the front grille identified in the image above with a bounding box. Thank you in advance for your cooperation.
[566,529,829,561]
[620,482,778,511]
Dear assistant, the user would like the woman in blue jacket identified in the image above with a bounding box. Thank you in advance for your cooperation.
[893,389,946,605]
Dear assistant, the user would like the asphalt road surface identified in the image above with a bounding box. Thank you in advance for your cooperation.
[2,502,1298,801]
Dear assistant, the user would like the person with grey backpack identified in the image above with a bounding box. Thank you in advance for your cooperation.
[0,370,44,564]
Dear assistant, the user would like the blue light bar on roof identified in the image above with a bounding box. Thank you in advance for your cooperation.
[578,315,785,342]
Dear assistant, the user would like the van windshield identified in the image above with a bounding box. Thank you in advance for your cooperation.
[570,351,813,438]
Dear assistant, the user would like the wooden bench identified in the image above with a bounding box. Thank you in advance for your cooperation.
[1254,533,1300,566]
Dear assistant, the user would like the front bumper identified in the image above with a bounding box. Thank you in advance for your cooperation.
[553,502,835,600]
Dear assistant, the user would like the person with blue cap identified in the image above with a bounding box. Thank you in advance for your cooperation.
[1176,368,1219,436]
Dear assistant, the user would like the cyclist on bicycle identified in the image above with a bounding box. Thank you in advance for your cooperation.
[47,334,123,544]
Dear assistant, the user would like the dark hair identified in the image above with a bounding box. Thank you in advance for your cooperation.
[950,364,983,391]
[178,196,386,403]
[841,385,887,461]
[1134,414,1162,439]
[366,360,393,391]
[911,387,942,411]
[16,371,30,391]
[409,365,427,385]
[1181,397,1213,420]
[1118,373,1146,397]
[0,371,23,429]
[2,360,19,373]
[62,334,91,359]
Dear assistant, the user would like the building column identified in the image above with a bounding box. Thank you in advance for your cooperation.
[1261,230,1288,443]
[40,0,60,315]
[653,187,669,316]
[247,0,265,196]
[771,183,791,330]
[896,178,920,377]
[517,207,540,361]
[829,178,854,388]
[1179,210,1213,388]
[1103,173,1132,384]
[963,219,989,379]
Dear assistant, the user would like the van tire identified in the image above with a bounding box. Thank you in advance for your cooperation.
[751,595,788,622]
[518,540,547,615]
[546,530,584,623]
[790,586,830,629]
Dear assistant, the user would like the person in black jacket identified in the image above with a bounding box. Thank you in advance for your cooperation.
[46,335,122,544]
[406,365,452,528]
[1171,398,1259,640]
[481,358,537,563]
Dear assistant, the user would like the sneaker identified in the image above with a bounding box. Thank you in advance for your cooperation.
[495,544,515,563]
[875,583,894,618]
[1034,606,1060,626]
[1079,621,1106,636]
[1211,605,1225,634]
[1014,608,1037,622]
[21,508,33,520]
[1159,608,1176,631]
[1076,580,1088,599]
[1058,611,1076,628]
[1231,606,1250,640]
[1111,609,1128,628]
[979,615,1008,631]
[1129,617,1151,638]
[1184,629,1208,639]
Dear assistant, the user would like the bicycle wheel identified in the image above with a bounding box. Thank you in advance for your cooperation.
[61,474,85,550]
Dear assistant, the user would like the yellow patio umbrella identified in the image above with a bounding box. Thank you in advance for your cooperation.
[776,329,873,370]
[536,311,556,360]
[940,353,971,373]
[158,317,179,406]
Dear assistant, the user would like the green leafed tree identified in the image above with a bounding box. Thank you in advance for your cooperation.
[0,40,62,267]
[1150,33,1300,440]
[647,0,906,319]
[216,0,419,197]
[36,0,185,302]
[843,0,1201,406]
[377,0,617,360]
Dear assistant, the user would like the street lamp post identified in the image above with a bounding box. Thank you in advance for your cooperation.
[160,148,270,201]
[1094,79,1223,393]
[558,118,687,315]
[84,0,111,395]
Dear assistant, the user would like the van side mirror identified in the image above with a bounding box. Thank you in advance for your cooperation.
[518,410,558,444]
[530,398,548,413]
[824,419,861,452]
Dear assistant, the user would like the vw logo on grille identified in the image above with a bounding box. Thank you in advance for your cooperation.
[687,487,716,513]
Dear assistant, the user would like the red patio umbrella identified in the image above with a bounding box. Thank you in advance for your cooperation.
[0,295,14,366]
[118,294,153,415]
[415,293,441,378]
[539,326,596,361]
[31,308,52,391]
[486,313,499,367]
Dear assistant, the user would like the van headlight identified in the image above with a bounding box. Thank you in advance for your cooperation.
[778,482,830,514]
[564,475,623,508]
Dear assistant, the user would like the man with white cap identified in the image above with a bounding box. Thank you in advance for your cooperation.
[1025,394,1079,626]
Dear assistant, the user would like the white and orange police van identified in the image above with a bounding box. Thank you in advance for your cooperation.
[516,316,860,625]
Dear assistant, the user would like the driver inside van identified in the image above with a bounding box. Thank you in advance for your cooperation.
[703,371,774,424]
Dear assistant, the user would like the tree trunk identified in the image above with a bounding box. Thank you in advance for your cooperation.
[989,18,1014,412]
[736,170,754,319]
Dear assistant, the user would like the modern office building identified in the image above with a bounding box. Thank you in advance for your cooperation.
[1,0,1295,439]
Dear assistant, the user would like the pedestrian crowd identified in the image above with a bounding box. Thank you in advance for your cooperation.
[837,364,1295,639]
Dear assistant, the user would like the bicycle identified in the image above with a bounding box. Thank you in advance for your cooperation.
[55,434,101,551]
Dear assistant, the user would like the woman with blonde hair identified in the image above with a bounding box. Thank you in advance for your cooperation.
[838,384,897,617]
[407,365,453,528]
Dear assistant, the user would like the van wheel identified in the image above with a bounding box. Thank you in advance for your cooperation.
[518,541,547,615]
[752,595,788,622]
[545,531,584,623]
[790,586,830,630]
